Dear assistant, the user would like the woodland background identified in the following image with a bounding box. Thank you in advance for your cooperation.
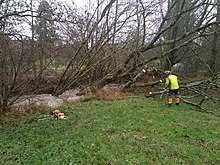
[0,0,220,112]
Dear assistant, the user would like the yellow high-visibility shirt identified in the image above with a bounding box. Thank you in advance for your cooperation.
[165,74,179,90]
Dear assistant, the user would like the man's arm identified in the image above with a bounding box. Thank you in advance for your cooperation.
[165,77,170,89]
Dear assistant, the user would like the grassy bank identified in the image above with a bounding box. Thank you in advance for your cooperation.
[1,95,220,164]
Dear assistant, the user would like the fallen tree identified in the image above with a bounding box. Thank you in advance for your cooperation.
[141,74,220,116]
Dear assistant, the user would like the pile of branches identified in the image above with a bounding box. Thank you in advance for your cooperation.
[124,70,220,116]
[180,75,220,115]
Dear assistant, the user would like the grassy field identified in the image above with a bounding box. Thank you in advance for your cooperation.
[1,95,220,164]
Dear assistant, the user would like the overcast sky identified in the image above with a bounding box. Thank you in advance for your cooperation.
[61,0,92,7]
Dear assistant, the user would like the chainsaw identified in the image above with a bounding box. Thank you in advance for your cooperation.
[52,110,67,120]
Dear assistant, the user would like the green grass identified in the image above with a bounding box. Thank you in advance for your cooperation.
[1,95,220,164]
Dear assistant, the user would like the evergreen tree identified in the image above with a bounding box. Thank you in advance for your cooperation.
[35,0,56,45]
[34,0,57,71]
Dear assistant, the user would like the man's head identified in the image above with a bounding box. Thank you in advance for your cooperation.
[164,71,171,77]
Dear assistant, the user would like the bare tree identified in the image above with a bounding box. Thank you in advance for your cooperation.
[0,0,33,112]
[0,0,63,111]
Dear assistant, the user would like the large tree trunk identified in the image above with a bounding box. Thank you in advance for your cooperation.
[210,0,220,74]
[164,0,182,70]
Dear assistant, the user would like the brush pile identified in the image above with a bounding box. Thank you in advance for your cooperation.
[180,75,220,114]
[123,68,220,115]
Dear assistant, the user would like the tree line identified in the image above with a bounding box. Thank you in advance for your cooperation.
[0,0,219,112]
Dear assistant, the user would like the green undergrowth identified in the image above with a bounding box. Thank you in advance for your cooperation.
[1,95,220,164]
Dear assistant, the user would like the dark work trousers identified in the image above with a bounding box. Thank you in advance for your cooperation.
[168,89,180,105]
